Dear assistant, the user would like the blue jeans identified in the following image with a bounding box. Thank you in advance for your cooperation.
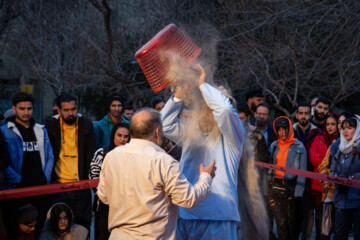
[334,207,360,240]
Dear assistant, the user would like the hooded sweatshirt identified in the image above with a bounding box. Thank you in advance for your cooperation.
[40,203,88,240]
[7,117,48,187]
[273,116,296,179]
[269,116,307,197]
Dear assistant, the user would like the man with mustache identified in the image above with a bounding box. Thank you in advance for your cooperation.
[253,102,277,147]
[310,97,330,130]
[45,92,95,231]
[293,102,322,239]
[1,92,54,238]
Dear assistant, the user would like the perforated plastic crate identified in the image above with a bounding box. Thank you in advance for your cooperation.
[135,24,201,92]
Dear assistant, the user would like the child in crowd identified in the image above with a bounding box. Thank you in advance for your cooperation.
[15,204,39,240]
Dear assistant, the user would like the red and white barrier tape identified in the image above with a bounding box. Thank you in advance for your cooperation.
[1,162,359,200]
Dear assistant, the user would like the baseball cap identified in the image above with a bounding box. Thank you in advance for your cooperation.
[275,118,289,128]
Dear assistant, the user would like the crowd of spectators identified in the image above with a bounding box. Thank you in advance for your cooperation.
[0,87,359,240]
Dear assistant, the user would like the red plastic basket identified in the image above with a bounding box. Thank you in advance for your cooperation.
[135,24,202,92]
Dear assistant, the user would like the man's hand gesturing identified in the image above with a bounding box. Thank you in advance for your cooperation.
[200,160,216,179]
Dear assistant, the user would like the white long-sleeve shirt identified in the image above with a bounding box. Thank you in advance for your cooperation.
[97,138,212,240]
[161,83,245,221]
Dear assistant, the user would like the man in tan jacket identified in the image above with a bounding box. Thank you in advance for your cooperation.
[98,108,215,240]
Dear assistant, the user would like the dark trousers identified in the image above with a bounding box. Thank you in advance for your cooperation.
[301,189,315,240]
[53,189,92,231]
[334,207,360,240]
[267,181,297,240]
[94,195,110,240]
[264,196,276,240]
[301,191,330,240]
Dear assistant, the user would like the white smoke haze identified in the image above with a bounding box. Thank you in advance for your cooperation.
[238,141,270,240]
[159,49,219,142]
[159,25,269,239]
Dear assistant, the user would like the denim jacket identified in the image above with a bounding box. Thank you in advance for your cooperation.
[269,139,307,197]
[0,121,54,188]
[330,139,360,209]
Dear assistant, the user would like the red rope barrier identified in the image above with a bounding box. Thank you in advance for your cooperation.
[254,161,360,188]
[1,162,359,200]
[0,179,99,200]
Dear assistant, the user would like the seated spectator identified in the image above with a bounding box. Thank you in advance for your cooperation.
[15,204,39,240]
[90,123,130,240]
[40,203,88,240]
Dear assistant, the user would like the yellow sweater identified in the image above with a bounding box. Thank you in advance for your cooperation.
[55,118,78,183]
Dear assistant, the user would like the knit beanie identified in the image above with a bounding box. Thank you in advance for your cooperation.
[108,93,124,107]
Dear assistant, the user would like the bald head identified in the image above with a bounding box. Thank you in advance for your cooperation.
[130,108,162,140]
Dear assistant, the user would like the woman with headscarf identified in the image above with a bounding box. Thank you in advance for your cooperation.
[308,113,339,239]
[329,117,360,239]
[267,116,307,240]
[89,123,130,240]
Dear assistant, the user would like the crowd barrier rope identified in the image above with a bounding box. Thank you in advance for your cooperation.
[0,179,99,200]
[1,162,360,200]
[254,161,360,188]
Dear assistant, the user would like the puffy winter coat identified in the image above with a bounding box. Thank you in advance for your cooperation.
[308,133,328,193]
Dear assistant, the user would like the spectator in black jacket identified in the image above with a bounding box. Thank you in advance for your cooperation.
[45,92,95,231]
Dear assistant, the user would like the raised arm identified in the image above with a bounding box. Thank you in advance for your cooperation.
[160,95,186,144]
[196,64,245,150]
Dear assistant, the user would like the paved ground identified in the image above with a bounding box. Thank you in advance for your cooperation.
[236,218,355,240]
